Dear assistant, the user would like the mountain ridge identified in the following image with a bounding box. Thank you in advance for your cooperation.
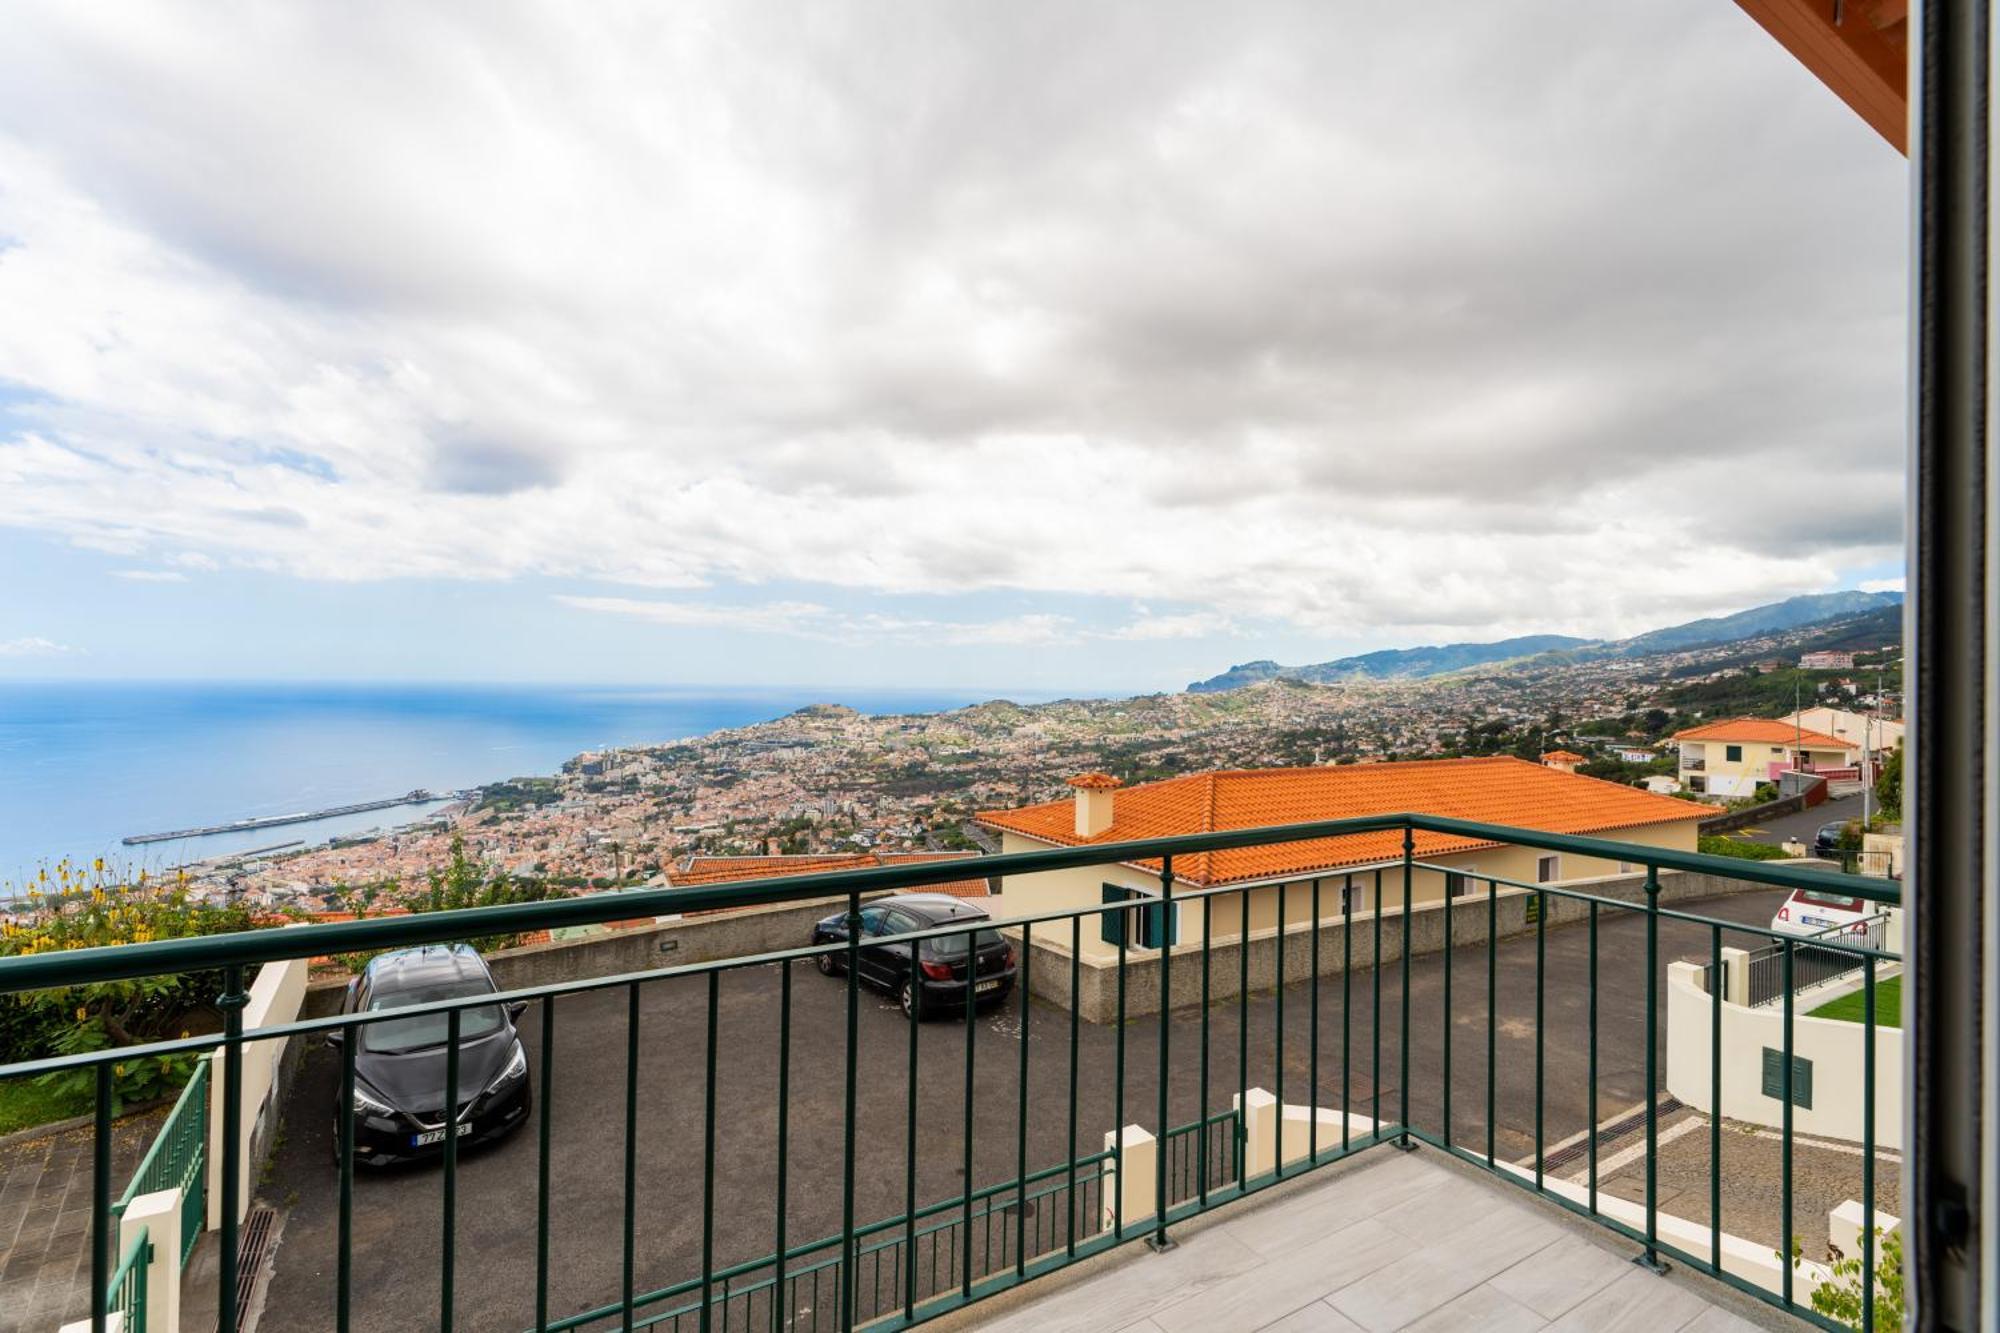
[1187,590,1903,692]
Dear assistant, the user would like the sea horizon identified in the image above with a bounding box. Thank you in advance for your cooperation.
[0,679,1060,885]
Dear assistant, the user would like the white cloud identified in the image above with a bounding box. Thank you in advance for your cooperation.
[0,2,1906,646]
[111,569,189,582]
[556,594,1075,646]
[1102,611,1238,641]
[1859,577,1905,594]
[0,636,77,657]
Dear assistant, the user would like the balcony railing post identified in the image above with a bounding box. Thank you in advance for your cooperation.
[1397,824,1413,1149]
[1016,919,1032,1274]
[1151,856,1175,1251]
[1638,865,1666,1274]
[217,963,247,1333]
[92,1061,110,1333]
[701,973,720,1331]
[841,889,862,1331]
[444,1005,462,1332]
[339,1013,356,1333]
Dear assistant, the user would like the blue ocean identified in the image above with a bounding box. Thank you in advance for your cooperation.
[0,682,1007,885]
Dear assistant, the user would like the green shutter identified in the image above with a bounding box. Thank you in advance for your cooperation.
[1101,884,1129,946]
[1141,898,1177,949]
[1760,1047,1813,1108]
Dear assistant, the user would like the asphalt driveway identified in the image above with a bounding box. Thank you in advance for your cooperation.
[1734,792,1866,848]
[256,887,1816,1332]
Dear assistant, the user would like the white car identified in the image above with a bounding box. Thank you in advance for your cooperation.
[1771,888,1878,941]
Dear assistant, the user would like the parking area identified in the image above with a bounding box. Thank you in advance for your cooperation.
[255,887,1861,1332]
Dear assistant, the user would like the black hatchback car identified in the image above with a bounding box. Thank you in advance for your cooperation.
[329,944,532,1166]
[811,894,1016,1019]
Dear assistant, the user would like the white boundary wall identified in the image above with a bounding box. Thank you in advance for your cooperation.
[206,950,310,1230]
[1665,960,1902,1148]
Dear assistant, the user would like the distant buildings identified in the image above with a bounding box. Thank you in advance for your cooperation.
[1800,650,1857,670]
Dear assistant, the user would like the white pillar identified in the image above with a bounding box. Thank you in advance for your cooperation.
[1720,946,1752,1007]
[1099,1125,1157,1232]
[123,1188,181,1333]
[1829,1199,1900,1260]
[1235,1087,1278,1178]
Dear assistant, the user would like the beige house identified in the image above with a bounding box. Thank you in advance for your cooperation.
[1780,705,1905,758]
[976,759,1709,963]
[1670,717,1862,800]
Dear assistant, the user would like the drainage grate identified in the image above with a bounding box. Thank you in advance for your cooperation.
[221,1204,279,1333]
[1540,1098,1682,1173]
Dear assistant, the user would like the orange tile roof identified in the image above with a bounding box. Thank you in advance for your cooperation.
[1540,750,1586,763]
[1671,718,1855,749]
[669,850,990,898]
[1067,772,1122,790]
[976,758,1710,887]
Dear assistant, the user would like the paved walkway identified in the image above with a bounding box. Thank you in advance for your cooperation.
[0,1106,165,1333]
[973,1149,1794,1332]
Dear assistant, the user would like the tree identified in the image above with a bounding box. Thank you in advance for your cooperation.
[1874,747,1903,820]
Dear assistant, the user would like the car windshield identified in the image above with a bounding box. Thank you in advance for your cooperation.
[361,976,504,1054]
[924,927,1004,956]
[1794,891,1865,912]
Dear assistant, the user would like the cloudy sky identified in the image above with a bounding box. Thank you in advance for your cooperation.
[0,2,1907,693]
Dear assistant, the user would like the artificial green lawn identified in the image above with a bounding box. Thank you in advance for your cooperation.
[1809,975,1903,1029]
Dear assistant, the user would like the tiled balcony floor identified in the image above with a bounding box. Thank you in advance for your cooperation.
[967,1148,1798,1333]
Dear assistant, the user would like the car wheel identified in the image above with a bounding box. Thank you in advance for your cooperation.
[816,950,837,976]
[898,979,921,1021]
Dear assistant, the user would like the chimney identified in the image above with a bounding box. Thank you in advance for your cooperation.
[1068,773,1121,837]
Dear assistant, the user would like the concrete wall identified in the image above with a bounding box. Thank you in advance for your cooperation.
[209,949,310,1229]
[1700,783,1823,835]
[303,889,906,1017]
[1665,960,1903,1148]
[1012,865,1748,1024]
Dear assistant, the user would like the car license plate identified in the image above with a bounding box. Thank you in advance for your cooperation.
[411,1129,447,1147]
[976,980,1001,994]
[1803,916,1833,929]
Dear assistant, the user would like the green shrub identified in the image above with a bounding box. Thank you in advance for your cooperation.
[1698,835,1791,862]
[1788,1227,1904,1330]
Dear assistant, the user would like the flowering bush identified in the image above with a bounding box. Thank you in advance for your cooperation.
[1,859,257,1111]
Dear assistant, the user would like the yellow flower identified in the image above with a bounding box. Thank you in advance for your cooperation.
[76,1006,87,1021]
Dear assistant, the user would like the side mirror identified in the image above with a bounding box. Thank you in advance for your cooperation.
[507,1001,527,1022]
[325,1030,345,1049]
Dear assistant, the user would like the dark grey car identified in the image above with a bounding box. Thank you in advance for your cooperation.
[811,893,1016,1019]
[328,943,532,1166]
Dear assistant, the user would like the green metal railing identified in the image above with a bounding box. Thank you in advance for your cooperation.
[111,1056,208,1269]
[0,812,1899,1333]
[105,1225,150,1332]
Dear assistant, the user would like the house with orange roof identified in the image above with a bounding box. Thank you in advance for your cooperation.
[1539,750,1586,774]
[1669,717,1862,800]
[976,761,1709,962]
